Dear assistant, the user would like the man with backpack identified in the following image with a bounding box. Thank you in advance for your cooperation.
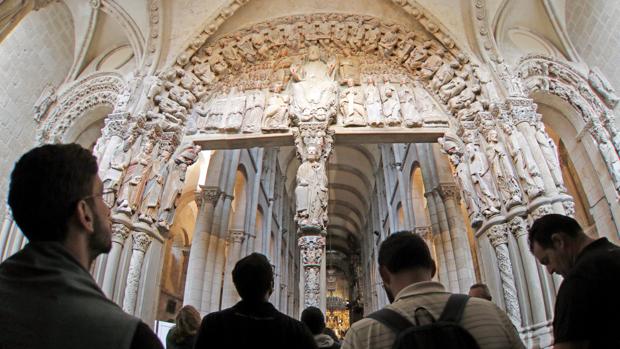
[341,231,524,349]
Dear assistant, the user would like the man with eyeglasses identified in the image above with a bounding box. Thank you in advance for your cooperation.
[0,144,163,349]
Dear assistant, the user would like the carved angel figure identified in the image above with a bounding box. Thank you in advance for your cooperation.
[262,83,290,132]
[485,129,523,207]
[398,79,422,127]
[463,132,501,217]
[380,81,401,126]
[339,79,367,127]
[502,123,544,198]
[365,77,384,127]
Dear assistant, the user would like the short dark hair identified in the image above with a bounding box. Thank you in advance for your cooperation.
[528,214,583,249]
[378,231,435,274]
[232,253,273,302]
[301,306,325,335]
[8,144,98,242]
[469,283,492,300]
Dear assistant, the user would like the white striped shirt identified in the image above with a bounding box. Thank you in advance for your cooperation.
[342,281,524,349]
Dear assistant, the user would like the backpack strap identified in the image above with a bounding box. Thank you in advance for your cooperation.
[438,294,470,323]
[366,308,413,334]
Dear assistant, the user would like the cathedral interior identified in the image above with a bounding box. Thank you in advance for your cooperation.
[1,1,620,348]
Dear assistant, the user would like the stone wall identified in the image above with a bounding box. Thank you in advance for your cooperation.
[566,0,620,93]
[0,2,74,218]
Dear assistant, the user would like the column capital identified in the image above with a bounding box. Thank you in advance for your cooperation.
[199,186,221,205]
[112,223,130,244]
[531,204,553,221]
[508,216,528,238]
[487,223,509,247]
[228,229,246,243]
[131,231,152,253]
[298,235,325,267]
[413,226,433,239]
[438,184,461,201]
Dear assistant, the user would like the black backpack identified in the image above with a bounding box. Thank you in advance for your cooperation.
[366,294,481,349]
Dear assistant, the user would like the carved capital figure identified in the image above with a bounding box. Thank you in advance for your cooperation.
[112,223,131,244]
[508,216,528,239]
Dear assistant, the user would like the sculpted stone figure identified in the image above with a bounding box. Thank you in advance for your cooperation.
[441,73,469,105]
[398,79,422,127]
[116,137,156,215]
[138,145,174,223]
[205,95,228,130]
[463,131,501,217]
[339,79,367,127]
[591,123,620,191]
[338,56,360,85]
[378,27,398,57]
[439,136,483,225]
[430,60,459,92]
[502,122,544,198]
[588,67,619,108]
[419,48,445,80]
[103,133,136,207]
[220,89,246,132]
[534,117,566,192]
[262,83,290,132]
[295,146,329,229]
[158,145,201,230]
[168,86,196,110]
[380,79,401,126]
[404,41,431,71]
[193,62,216,84]
[365,77,384,127]
[242,90,266,133]
[485,129,523,207]
[413,85,443,119]
[290,45,338,123]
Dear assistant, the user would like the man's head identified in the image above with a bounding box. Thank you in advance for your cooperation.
[378,231,436,302]
[529,214,585,277]
[8,144,111,257]
[301,306,325,335]
[232,253,274,302]
[469,283,492,301]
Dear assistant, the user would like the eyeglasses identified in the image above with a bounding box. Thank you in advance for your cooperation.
[82,188,116,204]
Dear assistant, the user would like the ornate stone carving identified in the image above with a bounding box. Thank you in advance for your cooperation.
[364,76,384,127]
[486,223,522,327]
[293,124,333,233]
[242,90,265,133]
[533,116,566,192]
[588,67,619,108]
[380,79,401,126]
[228,229,246,244]
[290,45,338,124]
[531,204,553,220]
[138,142,177,224]
[111,223,130,244]
[462,131,501,217]
[123,231,152,314]
[157,144,202,231]
[590,122,620,191]
[563,200,576,217]
[438,184,461,201]
[299,235,325,309]
[339,79,367,127]
[508,216,528,238]
[116,132,157,215]
[33,84,57,122]
[262,83,290,132]
[501,122,544,198]
[484,129,523,208]
[131,231,153,253]
[439,133,483,226]
[398,79,422,127]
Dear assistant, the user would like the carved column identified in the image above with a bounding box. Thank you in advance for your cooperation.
[183,187,220,312]
[122,231,153,315]
[486,223,522,327]
[507,98,561,204]
[432,189,458,292]
[96,112,129,178]
[509,216,546,326]
[102,223,130,298]
[439,184,475,293]
[221,229,246,309]
[298,235,326,310]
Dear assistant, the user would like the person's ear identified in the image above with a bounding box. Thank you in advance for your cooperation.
[551,233,564,250]
[379,264,391,285]
[75,200,95,234]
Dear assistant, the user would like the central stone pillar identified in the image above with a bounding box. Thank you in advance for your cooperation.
[293,123,334,312]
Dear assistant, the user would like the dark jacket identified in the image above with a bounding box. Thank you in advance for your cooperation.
[194,300,317,349]
[165,326,196,349]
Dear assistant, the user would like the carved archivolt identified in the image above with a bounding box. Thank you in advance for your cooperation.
[36,72,125,144]
[159,13,491,139]
[518,54,620,193]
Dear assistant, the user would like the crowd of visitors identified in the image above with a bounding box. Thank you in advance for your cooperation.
[0,144,618,349]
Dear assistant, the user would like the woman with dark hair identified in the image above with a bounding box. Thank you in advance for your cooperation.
[166,305,201,349]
